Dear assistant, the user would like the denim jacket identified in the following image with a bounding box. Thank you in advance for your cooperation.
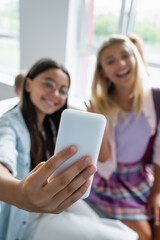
[0,105,31,240]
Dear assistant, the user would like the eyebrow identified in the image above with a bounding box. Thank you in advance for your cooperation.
[44,77,55,82]
[120,50,130,55]
[43,77,69,88]
[105,56,114,60]
[105,50,130,60]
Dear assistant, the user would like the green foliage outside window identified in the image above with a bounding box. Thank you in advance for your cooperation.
[135,21,160,45]
[94,14,160,47]
[94,14,118,40]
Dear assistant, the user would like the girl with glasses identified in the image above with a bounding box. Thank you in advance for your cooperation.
[0,58,97,240]
[0,57,138,240]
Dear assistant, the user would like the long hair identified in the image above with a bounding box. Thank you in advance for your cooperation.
[127,33,149,76]
[21,58,70,169]
[92,34,148,118]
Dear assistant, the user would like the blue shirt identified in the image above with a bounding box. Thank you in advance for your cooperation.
[0,105,31,240]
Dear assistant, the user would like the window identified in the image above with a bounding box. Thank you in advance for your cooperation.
[71,0,132,101]
[133,0,160,84]
[72,0,160,106]
[91,0,122,44]
[134,0,160,64]
[0,0,19,85]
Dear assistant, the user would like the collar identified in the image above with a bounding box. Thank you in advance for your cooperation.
[108,88,156,134]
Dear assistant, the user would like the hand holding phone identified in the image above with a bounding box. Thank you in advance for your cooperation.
[53,109,106,198]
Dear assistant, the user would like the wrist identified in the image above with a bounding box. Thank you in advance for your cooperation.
[0,164,26,209]
[7,179,22,207]
[0,176,22,207]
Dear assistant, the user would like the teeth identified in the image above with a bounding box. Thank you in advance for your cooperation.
[45,99,55,106]
[117,69,129,76]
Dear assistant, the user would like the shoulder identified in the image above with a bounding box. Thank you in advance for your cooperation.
[0,105,29,136]
[143,87,155,110]
[0,105,24,125]
[143,87,159,131]
[144,86,160,100]
[143,87,160,111]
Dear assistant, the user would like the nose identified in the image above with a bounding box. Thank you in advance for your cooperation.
[50,89,60,97]
[119,59,126,67]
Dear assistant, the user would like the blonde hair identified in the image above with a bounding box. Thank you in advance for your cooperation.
[92,34,148,118]
[127,33,145,63]
[127,33,149,76]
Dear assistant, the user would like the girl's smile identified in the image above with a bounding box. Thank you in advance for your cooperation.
[25,68,70,125]
[100,43,136,90]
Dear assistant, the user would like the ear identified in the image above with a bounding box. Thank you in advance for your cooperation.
[25,78,32,92]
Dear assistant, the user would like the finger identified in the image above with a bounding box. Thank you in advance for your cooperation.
[30,145,78,187]
[52,179,91,214]
[84,101,88,108]
[84,101,91,112]
[44,156,96,197]
[89,100,96,112]
[31,162,45,173]
[154,207,160,226]
[51,164,97,205]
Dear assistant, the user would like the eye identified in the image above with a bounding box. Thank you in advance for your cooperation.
[122,53,129,59]
[59,87,69,96]
[43,81,56,90]
[121,51,131,59]
[107,60,114,65]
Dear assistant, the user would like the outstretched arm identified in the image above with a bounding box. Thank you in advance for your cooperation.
[0,145,96,214]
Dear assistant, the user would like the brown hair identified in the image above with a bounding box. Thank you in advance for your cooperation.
[21,58,70,169]
[15,73,25,90]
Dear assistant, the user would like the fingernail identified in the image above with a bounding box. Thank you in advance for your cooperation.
[88,165,96,174]
[84,157,92,165]
[70,146,77,153]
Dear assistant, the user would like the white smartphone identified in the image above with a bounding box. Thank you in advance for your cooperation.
[53,109,106,199]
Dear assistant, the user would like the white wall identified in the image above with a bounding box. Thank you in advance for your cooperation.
[19,0,70,70]
[0,0,80,102]
[0,83,16,100]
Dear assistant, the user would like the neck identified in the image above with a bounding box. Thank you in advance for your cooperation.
[113,87,134,111]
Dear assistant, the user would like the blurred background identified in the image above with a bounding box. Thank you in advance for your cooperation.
[0,0,160,110]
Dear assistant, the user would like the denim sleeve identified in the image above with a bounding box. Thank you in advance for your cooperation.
[0,117,18,176]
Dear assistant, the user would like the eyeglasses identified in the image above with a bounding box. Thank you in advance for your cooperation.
[37,79,69,98]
